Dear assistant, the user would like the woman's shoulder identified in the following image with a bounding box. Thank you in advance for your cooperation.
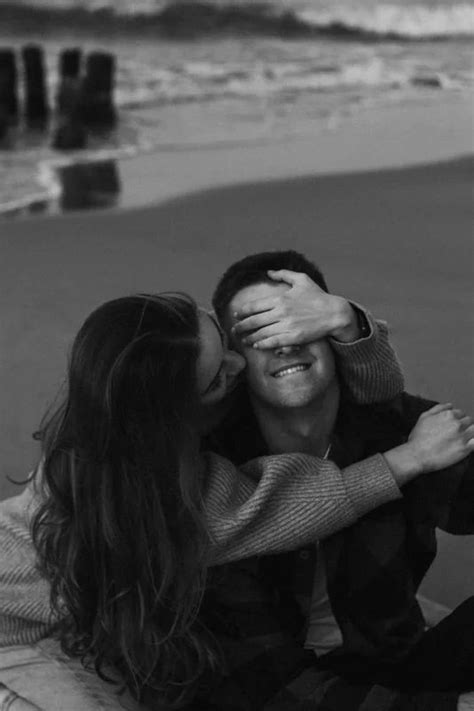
[0,478,55,645]
[0,479,41,535]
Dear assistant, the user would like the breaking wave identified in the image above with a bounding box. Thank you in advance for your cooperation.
[2,1,473,41]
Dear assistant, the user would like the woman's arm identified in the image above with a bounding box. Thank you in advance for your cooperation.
[0,455,397,645]
[330,309,404,403]
[1,406,469,641]
[203,451,401,565]
[386,393,474,535]
[204,403,474,565]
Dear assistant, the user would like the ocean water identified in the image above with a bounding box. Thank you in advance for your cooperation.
[0,0,472,213]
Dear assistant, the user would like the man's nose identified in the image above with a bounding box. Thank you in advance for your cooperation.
[274,344,302,357]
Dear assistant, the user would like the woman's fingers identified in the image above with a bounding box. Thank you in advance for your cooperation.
[463,424,474,444]
[233,297,275,319]
[232,312,279,336]
[266,269,301,286]
[423,403,453,416]
[421,405,474,449]
[266,269,323,291]
[251,334,298,350]
[459,415,472,429]
[240,324,284,346]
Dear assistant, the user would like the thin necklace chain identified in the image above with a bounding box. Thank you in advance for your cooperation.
[323,443,332,460]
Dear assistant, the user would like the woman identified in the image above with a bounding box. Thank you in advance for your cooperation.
[1,291,472,710]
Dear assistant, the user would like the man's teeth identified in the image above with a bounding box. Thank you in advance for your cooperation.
[274,364,310,378]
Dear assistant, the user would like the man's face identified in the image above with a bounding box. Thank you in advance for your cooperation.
[226,282,337,410]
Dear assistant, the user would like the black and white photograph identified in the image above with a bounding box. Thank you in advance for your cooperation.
[0,0,473,709]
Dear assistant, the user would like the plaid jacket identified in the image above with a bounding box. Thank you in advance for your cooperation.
[193,390,474,710]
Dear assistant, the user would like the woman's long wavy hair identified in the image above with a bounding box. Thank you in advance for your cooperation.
[31,293,216,707]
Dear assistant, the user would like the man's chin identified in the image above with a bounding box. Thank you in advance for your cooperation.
[252,395,314,410]
[266,387,324,409]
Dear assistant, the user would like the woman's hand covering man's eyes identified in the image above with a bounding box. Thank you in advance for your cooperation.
[232,269,362,349]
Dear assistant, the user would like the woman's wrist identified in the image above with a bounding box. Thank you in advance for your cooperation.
[383,443,423,487]
[330,299,361,343]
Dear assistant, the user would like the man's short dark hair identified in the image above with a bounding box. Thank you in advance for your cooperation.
[212,250,328,325]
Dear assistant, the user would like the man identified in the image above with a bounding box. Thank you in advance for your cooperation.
[196,250,474,711]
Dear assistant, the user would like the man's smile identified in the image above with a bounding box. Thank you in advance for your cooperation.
[272,362,312,378]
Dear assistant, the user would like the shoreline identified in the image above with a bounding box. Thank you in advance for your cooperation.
[2,91,472,219]
[118,93,474,211]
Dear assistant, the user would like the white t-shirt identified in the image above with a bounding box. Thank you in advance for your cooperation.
[304,542,343,654]
[303,443,343,655]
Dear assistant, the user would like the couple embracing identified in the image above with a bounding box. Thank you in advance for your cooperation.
[1,250,473,710]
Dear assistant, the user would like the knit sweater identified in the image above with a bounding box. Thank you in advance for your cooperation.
[0,314,403,647]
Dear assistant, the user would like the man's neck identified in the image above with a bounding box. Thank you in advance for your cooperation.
[251,381,340,458]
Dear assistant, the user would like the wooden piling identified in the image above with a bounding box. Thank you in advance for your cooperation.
[53,47,86,149]
[79,51,117,129]
[60,48,81,80]
[0,113,7,141]
[56,48,82,114]
[22,44,49,124]
[0,49,19,123]
[52,120,87,151]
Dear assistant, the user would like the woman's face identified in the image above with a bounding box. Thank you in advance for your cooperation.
[196,310,245,406]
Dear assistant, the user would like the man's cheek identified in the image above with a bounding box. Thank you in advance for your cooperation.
[245,363,269,396]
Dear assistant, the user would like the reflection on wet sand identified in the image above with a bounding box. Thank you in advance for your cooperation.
[0,159,121,218]
[58,160,121,211]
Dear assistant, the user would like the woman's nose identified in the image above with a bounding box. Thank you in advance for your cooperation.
[225,349,246,376]
[274,344,302,357]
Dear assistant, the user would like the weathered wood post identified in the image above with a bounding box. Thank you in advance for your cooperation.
[22,44,49,125]
[0,49,19,139]
[56,47,82,114]
[79,51,117,129]
[0,49,19,120]
[61,47,81,79]
[53,114,87,150]
[53,47,87,150]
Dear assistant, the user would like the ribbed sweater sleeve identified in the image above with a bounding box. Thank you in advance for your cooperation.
[330,310,404,403]
[203,451,401,565]
[0,451,401,645]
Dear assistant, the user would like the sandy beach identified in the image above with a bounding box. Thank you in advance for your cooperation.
[1,93,473,606]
